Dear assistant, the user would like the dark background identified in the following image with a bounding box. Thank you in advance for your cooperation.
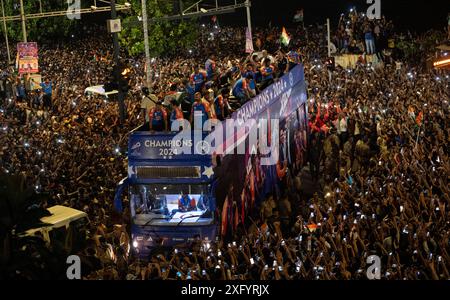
[201,0,449,32]
[80,0,449,33]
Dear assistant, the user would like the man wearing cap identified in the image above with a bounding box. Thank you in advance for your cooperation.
[149,100,168,131]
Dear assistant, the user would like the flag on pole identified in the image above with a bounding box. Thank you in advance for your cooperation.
[293,9,304,23]
[416,111,423,127]
[306,223,318,232]
[281,27,291,46]
[245,27,254,53]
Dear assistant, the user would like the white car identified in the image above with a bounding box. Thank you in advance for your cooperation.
[84,85,118,98]
[22,205,90,253]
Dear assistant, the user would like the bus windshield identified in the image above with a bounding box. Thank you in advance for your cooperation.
[130,184,213,225]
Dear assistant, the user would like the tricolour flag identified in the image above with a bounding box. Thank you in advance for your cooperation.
[281,27,291,46]
[416,111,423,127]
[245,27,254,53]
[293,9,304,23]
[307,223,318,232]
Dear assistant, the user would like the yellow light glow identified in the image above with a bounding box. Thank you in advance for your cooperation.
[433,58,450,67]
[121,68,131,76]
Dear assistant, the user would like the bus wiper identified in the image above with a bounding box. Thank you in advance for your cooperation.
[175,215,202,228]
[142,217,171,227]
[140,217,172,244]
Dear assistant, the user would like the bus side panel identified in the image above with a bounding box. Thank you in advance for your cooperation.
[114,178,128,214]
[214,66,308,240]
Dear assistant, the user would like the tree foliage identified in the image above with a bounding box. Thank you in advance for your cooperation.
[396,30,446,65]
[119,0,198,57]
[0,0,80,43]
[0,1,198,56]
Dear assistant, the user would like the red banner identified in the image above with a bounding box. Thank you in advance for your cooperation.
[17,42,39,74]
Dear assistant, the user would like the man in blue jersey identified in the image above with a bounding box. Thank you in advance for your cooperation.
[40,78,53,109]
[178,191,196,212]
[16,79,26,102]
[287,49,300,71]
[232,74,252,105]
[181,78,195,103]
[190,66,207,93]
[205,54,217,81]
[190,92,211,129]
[214,89,231,121]
[260,59,275,91]
[149,101,168,131]
[242,64,257,97]
[196,192,209,211]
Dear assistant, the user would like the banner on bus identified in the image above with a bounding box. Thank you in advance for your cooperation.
[17,42,39,74]
[245,27,254,54]
[214,65,309,238]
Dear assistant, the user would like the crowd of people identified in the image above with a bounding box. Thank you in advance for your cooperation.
[333,8,394,58]
[0,9,449,280]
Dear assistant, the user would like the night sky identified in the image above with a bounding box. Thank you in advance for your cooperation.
[49,0,450,35]
[214,0,450,33]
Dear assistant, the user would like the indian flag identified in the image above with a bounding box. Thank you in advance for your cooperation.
[416,111,423,127]
[281,27,290,46]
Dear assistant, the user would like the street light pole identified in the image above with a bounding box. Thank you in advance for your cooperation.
[110,0,126,124]
[327,18,331,57]
[0,0,11,65]
[111,0,120,62]
[19,0,27,42]
[141,0,151,88]
[245,0,252,36]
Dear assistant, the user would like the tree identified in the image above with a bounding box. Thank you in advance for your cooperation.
[119,0,198,57]
[0,0,81,43]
